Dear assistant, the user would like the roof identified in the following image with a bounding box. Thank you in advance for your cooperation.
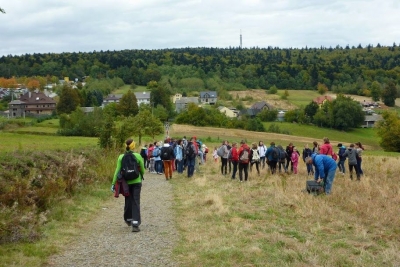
[365,114,383,122]
[18,91,56,104]
[9,100,26,104]
[251,101,273,110]
[104,94,123,101]
[200,91,217,98]
[175,97,199,104]
[134,92,151,100]
[313,95,333,105]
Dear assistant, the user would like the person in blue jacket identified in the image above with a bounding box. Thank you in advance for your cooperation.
[305,154,337,194]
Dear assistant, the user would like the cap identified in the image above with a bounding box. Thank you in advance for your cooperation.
[337,143,342,147]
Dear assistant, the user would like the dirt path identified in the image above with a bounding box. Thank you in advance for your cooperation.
[46,173,178,267]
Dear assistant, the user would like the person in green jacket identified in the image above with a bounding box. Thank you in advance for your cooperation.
[111,138,145,232]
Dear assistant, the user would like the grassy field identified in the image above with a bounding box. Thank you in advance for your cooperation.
[279,89,322,107]
[112,84,147,94]
[0,132,98,152]
[168,124,400,266]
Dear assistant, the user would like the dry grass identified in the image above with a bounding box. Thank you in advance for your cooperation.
[172,156,400,266]
[228,89,298,110]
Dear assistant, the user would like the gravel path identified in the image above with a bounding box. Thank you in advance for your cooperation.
[47,173,178,267]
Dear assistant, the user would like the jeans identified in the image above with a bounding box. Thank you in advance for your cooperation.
[349,164,360,179]
[124,183,142,225]
[187,156,195,177]
[278,161,287,173]
[306,163,314,175]
[238,162,249,181]
[155,160,163,174]
[268,160,278,174]
[198,151,204,164]
[260,156,266,169]
[231,161,238,179]
[357,158,363,175]
[177,159,184,173]
[337,160,346,173]
[322,168,337,194]
[221,158,228,175]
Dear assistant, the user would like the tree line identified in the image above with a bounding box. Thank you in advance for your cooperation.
[1,45,400,97]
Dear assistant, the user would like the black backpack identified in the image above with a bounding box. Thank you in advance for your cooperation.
[185,143,196,158]
[120,152,140,181]
[272,147,280,160]
[140,148,147,159]
[161,147,170,160]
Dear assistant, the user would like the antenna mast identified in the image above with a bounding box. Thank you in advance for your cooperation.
[240,30,242,49]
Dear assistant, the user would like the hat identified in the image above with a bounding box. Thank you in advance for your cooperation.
[337,143,342,147]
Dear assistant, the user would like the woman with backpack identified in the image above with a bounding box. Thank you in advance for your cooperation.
[230,142,239,180]
[111,138,145,232]
[277,145,287,173]
[250,142,261,176]
[237,140,251,182]
[355,142,364,176]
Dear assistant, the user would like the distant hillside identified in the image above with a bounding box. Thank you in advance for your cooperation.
[1,45,399,95]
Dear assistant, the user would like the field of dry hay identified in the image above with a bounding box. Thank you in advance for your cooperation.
[228,89,298,110]
[172,151,400,266]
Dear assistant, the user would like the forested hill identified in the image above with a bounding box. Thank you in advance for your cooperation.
[1,45,400,94]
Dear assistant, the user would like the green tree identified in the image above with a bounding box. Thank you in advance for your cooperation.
[370,81,381,102]
[304,101,319,120]
[268,85,278,94]
[117,90,139,117]
[245,118,265,132]
[376,111,400,151]
[98,115,115,149]
[331,94,365,130]
[257,109,278,122]
[56,85,81,114]
[317,82,328,95]
[382,81,397,107]
[150,84,173,117]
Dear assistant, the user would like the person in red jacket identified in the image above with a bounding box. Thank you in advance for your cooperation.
[237,140,251,182]
[319,137,333,157]
[229,142,239,180]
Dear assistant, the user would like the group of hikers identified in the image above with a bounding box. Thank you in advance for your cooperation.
[110,136,365,232]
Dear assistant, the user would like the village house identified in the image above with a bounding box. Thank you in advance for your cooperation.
[102,92,151,107]
[102,94,123,107]
[8,90,56,117]
[172,93,182,103]
[313,95,333,107]
[135,91,151,106]
[175,97,199,113]
[218,106,239,118]
[362,114,383,128]
[199,91,217,105]
[239,101,274,118]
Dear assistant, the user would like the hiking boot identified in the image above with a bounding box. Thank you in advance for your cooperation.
[132,225,140,232]
[125,221,131,227]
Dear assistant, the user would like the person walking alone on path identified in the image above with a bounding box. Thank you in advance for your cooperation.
[111,139,145,232]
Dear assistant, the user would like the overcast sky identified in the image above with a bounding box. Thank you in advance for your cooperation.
[1,0,399,56]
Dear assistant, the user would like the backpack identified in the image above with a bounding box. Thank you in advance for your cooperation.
[161,147,169,160]
[152,147,160,157]
[185,143,196,158]
[338,147,346,159]
[227,149,232,160]
[272,147,280,160]
[217,145,225,157]
[239,148,250,163]
[251,149,260,161]
[140,148,147,159]
[279,148,287,160]
[120,152,140,181]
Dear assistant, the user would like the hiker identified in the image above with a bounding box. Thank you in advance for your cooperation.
[175,139,184,174]
[147,144,156,173]
[285,142,294,172]
[305,153,337,195]
[237,140,251,182]
[153,142,163,175]
[185,137,197,178]
[230,142,239,179]
[212,147,219,162]
[277,145,287,173]
[161,139,174,180]
[343,143,360,180]
[250,142,261,176]
[111,138,144,232]
[218,140,229,175]
[312,141,319,154]
[140,144,148,169]
[266,142,279,174]
[226,141,232,174]
[302,144,314,175]
[258,141,267,169]
[319,137,333,157]
[192,137,201,173]
[291,146,300,174]
[337,143,347,175]
[355,142,364,176]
